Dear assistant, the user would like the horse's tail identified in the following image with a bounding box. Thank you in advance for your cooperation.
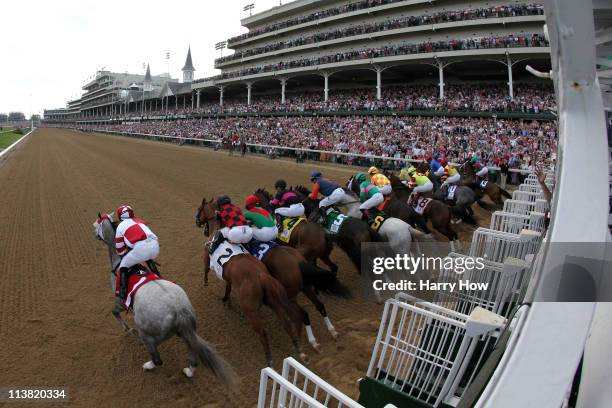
[176,309,236,389]
[500,187,512,199]
[298,262,352,299]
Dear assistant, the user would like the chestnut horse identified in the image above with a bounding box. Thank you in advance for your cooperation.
[196,198,306,367]
[253,189,338,273]
[462,161,512,208]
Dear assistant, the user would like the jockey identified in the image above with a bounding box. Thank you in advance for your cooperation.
[471,156,489,181]
[114,205,159,305]
[399,165,416,185]
[368,166,392,196]
[440,158,461,186]
[406,167,433,205]
[244,195,278,242]
[309,170,344,217]
[354,172,384,221]
[271,179,305,219]
[209,196,253,254]
[429,155,445,178]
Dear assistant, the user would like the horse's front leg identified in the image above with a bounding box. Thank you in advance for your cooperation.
[112,298,135,334]
[222,282,232,303]
[203,250,210,286]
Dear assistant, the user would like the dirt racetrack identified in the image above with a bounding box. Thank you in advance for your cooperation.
[0,129,490,407]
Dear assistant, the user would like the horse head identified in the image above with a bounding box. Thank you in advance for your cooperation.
[292,185,318,216]
[195,196,214,228]
[92,211,121,272]
[198,198,219,238]
[254,188,273,212]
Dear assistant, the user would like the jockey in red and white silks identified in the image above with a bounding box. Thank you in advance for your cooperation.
[114,205,159,303]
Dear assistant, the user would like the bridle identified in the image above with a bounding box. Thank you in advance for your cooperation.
[197,203,219,240]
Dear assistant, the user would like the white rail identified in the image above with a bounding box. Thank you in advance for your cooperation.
[468,228,541,263]
[489,211,546,234]
[0,128,35,160]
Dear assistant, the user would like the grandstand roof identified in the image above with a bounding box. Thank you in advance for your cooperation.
[144,64,152,82]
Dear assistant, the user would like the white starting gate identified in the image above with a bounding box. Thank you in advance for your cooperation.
[433,254,531,319]
[502,199,549,215]
[258,357,366,408]
[468,228,541,263]
[366,294,504,408]
[489,211,547,234]
[511,190,544,202]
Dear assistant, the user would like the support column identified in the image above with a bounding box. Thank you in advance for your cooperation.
[196,90,201,109]
[175,96,178,110]
[507,53,514,101]
[219,86,225,107]
[247,82,253,105]
[323,72,329,102]
[437,60,445,99]
[280,78,287,104]
[376,67,382,100]
[191,92,195,109]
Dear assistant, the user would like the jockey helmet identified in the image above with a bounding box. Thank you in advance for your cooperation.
[354,172,367,184]
[116,205,134,221]
[406,166,417,176]
[439,158,448,167]
[244,195,259,209]
[368,166,379,175]
[274,179,287,190]
[217,195,231,207]
[470,156,480,164]
[310,170,322,181]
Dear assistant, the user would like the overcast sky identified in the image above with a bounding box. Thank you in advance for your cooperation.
[2,0,294,117]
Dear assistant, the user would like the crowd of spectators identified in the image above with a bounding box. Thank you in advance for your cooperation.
[74,114,556,172]
[200,34,549,82]
[218,4,544,64]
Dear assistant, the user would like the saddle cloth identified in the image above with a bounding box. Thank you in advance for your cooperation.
[278,216,306,243]
[249,240,278,260]
[210,241,248,280]
[115,266,161,310]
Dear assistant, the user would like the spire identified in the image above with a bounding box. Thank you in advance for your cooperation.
[144,63,152,82]
[144,63,153,91]
[182,46,195,71]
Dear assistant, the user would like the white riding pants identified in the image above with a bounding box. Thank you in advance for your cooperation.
[119,238,159,269]
[320,188,345,208]
[220,226,253,244]
[274,203,305,218]
[359,192,384,210]
[252,226,278,242]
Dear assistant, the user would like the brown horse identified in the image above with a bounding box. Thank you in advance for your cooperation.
[387,174,460,247]
[462,161,512,208]
[257,244,351,351]
[253,189,338,273]
[196,198,306,367]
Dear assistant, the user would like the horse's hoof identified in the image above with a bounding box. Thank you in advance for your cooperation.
[330,329,339,340]
[310,342,322,353]
[204,281,209,287]
[299,352,309,364]
[424,234,434,239]
[128,328,138,337]
[143,361,156,371]
[183,367,195,378]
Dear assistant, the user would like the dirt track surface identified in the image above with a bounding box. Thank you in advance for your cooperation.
[0,129,488,407]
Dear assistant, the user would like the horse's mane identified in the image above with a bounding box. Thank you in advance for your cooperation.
[293,185,311,196]
[255,188,273,201]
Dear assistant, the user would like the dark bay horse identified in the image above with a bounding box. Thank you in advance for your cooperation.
[197,198,306,367]
[253,189,338,273]
[387,174,461,249]
[462,161,512,208]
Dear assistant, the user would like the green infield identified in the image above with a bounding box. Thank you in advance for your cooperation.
[0,129,29,149]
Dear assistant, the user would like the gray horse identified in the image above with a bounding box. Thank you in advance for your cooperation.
[93,213,234,386]
[433,184,479,226]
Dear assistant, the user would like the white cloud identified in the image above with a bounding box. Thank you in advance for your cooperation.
[1,0,293,117]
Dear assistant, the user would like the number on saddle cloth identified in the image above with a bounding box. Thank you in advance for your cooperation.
[210,241,248,281]
[447,185,458,201]
[368,213,389,231]
[479,180,489,190]
[278,216,305,244]
[413,197,431,215]
[249,240,278,261]
[323,211,348,235]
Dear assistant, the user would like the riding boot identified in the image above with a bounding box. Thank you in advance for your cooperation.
[146,260,161,277]
[360,209,370,222]
[119,267,129,301]
[318,206,328,223]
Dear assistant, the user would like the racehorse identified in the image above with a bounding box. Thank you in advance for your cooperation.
[255,244,351,352]
[292,185,385,276]
[253,189,338,273]
[342,178,426,254]
[462,160,512,208]
[387,174,461,250]
[197,198,306,366]
[430,179,479,226]
[93,213,235,384]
